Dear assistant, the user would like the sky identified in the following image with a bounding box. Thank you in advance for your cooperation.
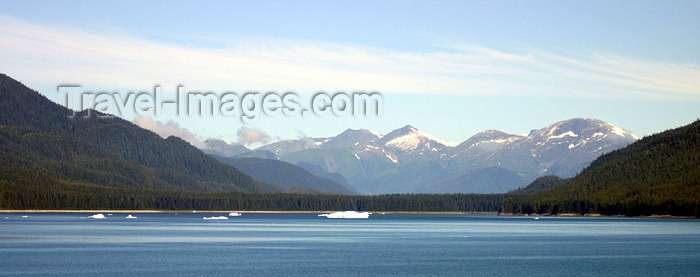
[1,1,699,149]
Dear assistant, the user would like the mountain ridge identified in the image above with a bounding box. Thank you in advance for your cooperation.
[0,73,637,196]
[222,118,638,194]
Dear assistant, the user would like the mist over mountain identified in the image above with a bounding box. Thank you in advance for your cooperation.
[201,139,251,158]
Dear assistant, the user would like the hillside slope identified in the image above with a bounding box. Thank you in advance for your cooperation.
[502,120,700,216]
[213,156,356,194]
[0,73,283,209]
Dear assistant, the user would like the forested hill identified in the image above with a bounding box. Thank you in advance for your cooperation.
[503,120,700,216]
[506,175,567,195]
[0,73,283,208]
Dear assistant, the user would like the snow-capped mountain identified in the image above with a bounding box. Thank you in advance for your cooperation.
[216,118,638,194]
[320,128,381,149]
[451,130,524,164]
[378,125,458,159]
[256,137,327,157]
[519,118,638,156]
[491,118,639,179]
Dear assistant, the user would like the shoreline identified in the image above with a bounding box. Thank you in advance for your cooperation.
[1,210,696,218]
[0,209,498,215]
[498,212,698,219]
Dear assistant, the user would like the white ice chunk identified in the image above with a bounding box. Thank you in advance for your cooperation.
[203,216,229,220]
[88,213,106,219]
[318,211,370,219]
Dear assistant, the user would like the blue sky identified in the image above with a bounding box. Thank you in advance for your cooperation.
[1,1,699,148]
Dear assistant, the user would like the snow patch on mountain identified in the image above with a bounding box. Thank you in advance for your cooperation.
[596,121,639,140]
[549,131,578,140]
[610,125,628,137]
[368,130,384,139]
[385,135,421,151]
[420,131,459,147]
[384,129,457,151]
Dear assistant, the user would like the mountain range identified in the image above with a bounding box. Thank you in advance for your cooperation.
[2,72,695,216]
[208,118,638,194]
[0,72,640,197]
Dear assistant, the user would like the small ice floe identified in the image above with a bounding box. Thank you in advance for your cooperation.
[203,216,228,220]
[318,211,370,219]
[88,213,106,219]
[228,212,242,217]
[125,214,137,219]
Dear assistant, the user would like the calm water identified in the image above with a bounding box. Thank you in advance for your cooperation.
[1,213,699,276]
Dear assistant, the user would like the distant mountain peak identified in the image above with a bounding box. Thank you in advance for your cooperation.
[379,125,458,153]
[321,128,382,149]
[401,125,417,132]
[473,129,519,140]
[482,129,507,134]
[536,118,639,142]
[339,128,381,138]
[382,125,418,139]
[454,129,523,154]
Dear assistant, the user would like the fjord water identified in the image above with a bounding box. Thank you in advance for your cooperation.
[1,213,699,276]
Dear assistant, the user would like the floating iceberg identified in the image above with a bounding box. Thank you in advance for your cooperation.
[88,213,106,219]
[126,214,137,219]
[203,216,228,220]
[318,211,370,219]
[228,212,242,216]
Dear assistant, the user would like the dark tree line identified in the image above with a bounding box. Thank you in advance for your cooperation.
[501,120,700,217]
[1,177,504,212]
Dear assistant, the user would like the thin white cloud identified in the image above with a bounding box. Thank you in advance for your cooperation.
[132,116,206,149]
[1,15,698,101]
